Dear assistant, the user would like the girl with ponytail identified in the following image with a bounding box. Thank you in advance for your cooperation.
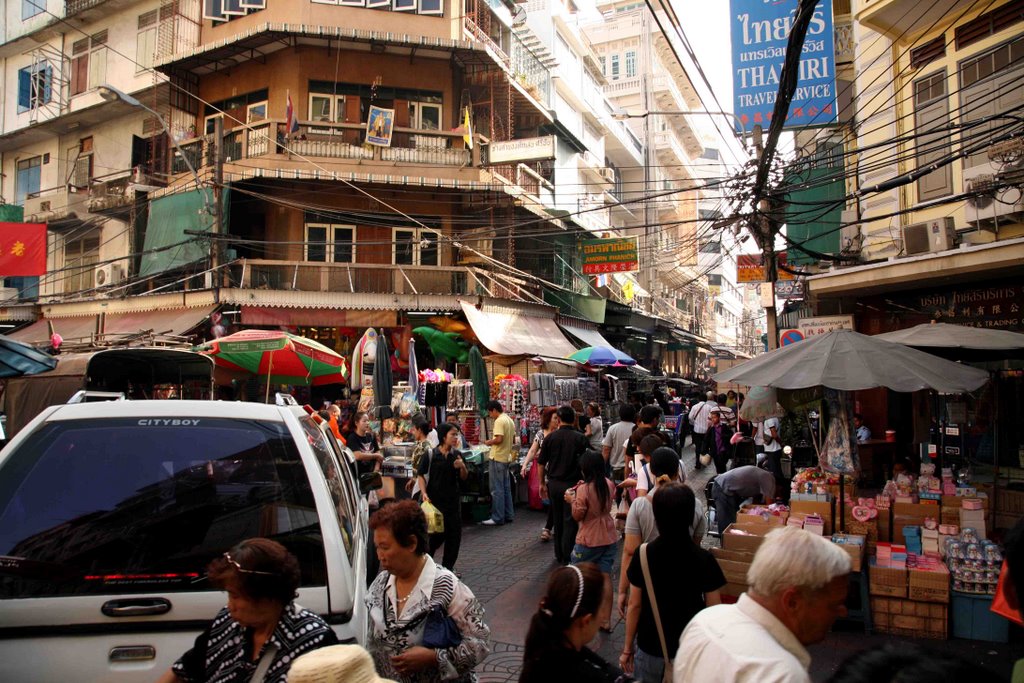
[520,563,631,683]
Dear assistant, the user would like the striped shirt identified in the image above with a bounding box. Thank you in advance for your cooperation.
[172,602,338,683]
[688,400,717,435]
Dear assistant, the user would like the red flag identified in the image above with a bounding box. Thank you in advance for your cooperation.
[0,223,46,276]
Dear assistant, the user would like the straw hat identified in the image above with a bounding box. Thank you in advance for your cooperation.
[287,645,397,683]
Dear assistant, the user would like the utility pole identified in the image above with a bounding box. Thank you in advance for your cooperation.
[752,125,779,351]
[212,116,225,289]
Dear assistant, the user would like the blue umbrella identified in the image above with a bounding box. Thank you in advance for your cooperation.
[567,345,636,366]
[0,334,57,378]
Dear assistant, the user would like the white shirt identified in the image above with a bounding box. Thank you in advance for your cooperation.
[763,417,782,453]
[688,400,717,434]
[674,594,811,683]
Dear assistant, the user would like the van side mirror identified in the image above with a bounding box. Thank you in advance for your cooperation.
[359,471,383,495]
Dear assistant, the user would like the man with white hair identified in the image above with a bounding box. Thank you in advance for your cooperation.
[674,527,851,683]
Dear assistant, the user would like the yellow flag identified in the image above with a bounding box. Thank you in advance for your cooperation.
[462,107,473,150]
[622,279,635,302]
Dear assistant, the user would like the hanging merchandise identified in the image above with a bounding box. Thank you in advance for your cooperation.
[555,378,581,403]
[529,373,556,406]
[447,381,476,412]
[578,377,599,403]
[495,374,528,420]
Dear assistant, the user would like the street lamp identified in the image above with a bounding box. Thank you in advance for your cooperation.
[610,107,749,151]
[98,84,213,216]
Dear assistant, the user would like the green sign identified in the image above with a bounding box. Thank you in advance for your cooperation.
[580,237,639,275]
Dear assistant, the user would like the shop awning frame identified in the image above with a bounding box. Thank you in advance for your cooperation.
[460,300,577,359]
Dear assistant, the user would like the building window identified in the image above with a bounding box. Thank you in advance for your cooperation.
[22,0,43,20]
[17,64,52,113]
[913,71,952,201]
[68,137,94,190]
[204,114,223,135]
[305,224,355,263]
[392,228,440,266]
[625,50,637,78]
[959,35,1024,168]
[70,30,108,96]
[955,0,1024,51]
[137,10,159,71]
[64,234,100,295]
[246,101,268,122]
[610,54,620,80]
[599,55,606,76]
[15,156,42,206]
[309,94,346,122]
[410,102,442,130]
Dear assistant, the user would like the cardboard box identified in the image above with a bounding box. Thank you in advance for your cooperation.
[711,547,756,563]
[872,597,948,639]
[721,523,771,554]
[893,501,940,518]
[909,565,950,603]
[832,534,866,572]
[790,500,833,535]
[869,560,908,598]
[716,558,752,586]
[737,505,788,527]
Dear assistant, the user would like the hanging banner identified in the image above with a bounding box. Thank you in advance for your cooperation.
[730,0,838,132]
[365,105,395,147]
[0,223,47,276]
[580,237,639,274]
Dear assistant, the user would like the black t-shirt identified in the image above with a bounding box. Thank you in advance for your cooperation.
[345,431,379,475]
[538,426,588,483]
[626,538,726,659]
[417,447,463,512]
[520,645,631,683]
[578,414,590,433]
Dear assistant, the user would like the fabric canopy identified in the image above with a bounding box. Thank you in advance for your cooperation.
[713,328,989,393]
[460,301,576,358]
[8,306,216,344]
[874,322,1024,350]
[559,321,615,350]
[140,188,229,277]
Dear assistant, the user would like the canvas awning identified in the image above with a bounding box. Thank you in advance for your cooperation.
[558,321,616,350]
[460,301,577,358]
[139,188,229,277]
[8,306,216,344]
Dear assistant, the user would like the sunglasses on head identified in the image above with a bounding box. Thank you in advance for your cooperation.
[223,552,278,576]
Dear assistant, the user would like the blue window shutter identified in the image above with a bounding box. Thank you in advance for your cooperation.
[17,68,31,111]
[29,163,41,196]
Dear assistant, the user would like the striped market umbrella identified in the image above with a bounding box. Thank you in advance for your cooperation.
[567,345,636,366]
[196,330,348,394]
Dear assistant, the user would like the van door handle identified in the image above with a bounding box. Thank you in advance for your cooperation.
[101,598,172,617]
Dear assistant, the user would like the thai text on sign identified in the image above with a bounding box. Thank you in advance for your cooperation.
[580,237,639,275]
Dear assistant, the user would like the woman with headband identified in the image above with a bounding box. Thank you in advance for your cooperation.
[519,563,632,683]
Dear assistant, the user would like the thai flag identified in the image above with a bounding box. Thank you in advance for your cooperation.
[285,94,299,137]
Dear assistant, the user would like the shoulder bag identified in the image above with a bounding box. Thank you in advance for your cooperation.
[640,543,673,683]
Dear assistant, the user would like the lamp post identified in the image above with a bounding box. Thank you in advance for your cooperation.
[100,84,222,284]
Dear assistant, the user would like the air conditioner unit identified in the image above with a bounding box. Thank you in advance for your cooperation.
[598,167,616,183]
[95,263,124,287]
[839,209,861,254]
[901,217,955,256]
[964,163,1024,227]
[0,286,20,302]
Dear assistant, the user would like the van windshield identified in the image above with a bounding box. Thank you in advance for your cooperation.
[0,417,327,598]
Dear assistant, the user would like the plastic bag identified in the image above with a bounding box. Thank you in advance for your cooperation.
[421,500,445,534]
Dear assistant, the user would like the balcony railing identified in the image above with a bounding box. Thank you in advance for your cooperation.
[87,174,134,215]
[231,258,542,301]
[172,119,472,174]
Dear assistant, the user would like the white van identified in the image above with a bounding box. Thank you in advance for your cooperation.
[0,400,371,682]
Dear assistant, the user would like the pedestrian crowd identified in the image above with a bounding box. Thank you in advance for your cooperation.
[158,391,1017,683]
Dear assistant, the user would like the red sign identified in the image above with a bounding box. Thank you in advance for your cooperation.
[0,223,46,276]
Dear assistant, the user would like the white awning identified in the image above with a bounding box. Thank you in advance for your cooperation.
[460,301,577,358]
[558,321,614,350]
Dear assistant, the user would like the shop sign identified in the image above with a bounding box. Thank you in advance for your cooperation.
[775,279,805,299]
[736,252,795,283]
[488,136,556,163]
[581,237,639,274]
[799,314,854,337]
[916,284,1023,330]
[730,0,838,132]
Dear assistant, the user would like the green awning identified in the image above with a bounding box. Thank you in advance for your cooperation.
[543,289,606,323]
[140,188,228,277]
[0,204,25,222]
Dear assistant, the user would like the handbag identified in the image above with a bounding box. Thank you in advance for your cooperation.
[640,543,673,683]
[421,500,445,534]
[422,604,464,649]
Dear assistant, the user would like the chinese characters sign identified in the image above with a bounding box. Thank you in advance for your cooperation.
[799,314,854,337]
[0,223,46,276]
[730,0,838,132]
[581,237,639,275]
[736,252,796,283]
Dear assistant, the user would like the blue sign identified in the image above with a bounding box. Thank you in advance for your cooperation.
[730,0,837,133]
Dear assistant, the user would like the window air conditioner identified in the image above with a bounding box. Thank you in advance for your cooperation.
[839,209,861,254]
[964,163,1024,227]
[901,218,955,256]
[599,167,616,183]
[95,263,124,287]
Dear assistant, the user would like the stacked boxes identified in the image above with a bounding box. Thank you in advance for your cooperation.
[831,534,866,572]
[869,559,908,598]
[711,547,753,598]
[871,597,948,639]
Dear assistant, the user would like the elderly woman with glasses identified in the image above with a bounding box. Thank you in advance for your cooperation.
[157,538,339,683]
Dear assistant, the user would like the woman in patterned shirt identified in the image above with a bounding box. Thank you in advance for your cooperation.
[158,538,338,683]
[366,500,490,682]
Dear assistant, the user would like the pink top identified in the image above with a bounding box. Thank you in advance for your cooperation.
[571,479,618,548]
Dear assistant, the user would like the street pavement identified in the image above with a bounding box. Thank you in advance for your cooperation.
[449,442,1023,682]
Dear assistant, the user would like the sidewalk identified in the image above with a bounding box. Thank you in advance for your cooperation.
[453,443,1022,681]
